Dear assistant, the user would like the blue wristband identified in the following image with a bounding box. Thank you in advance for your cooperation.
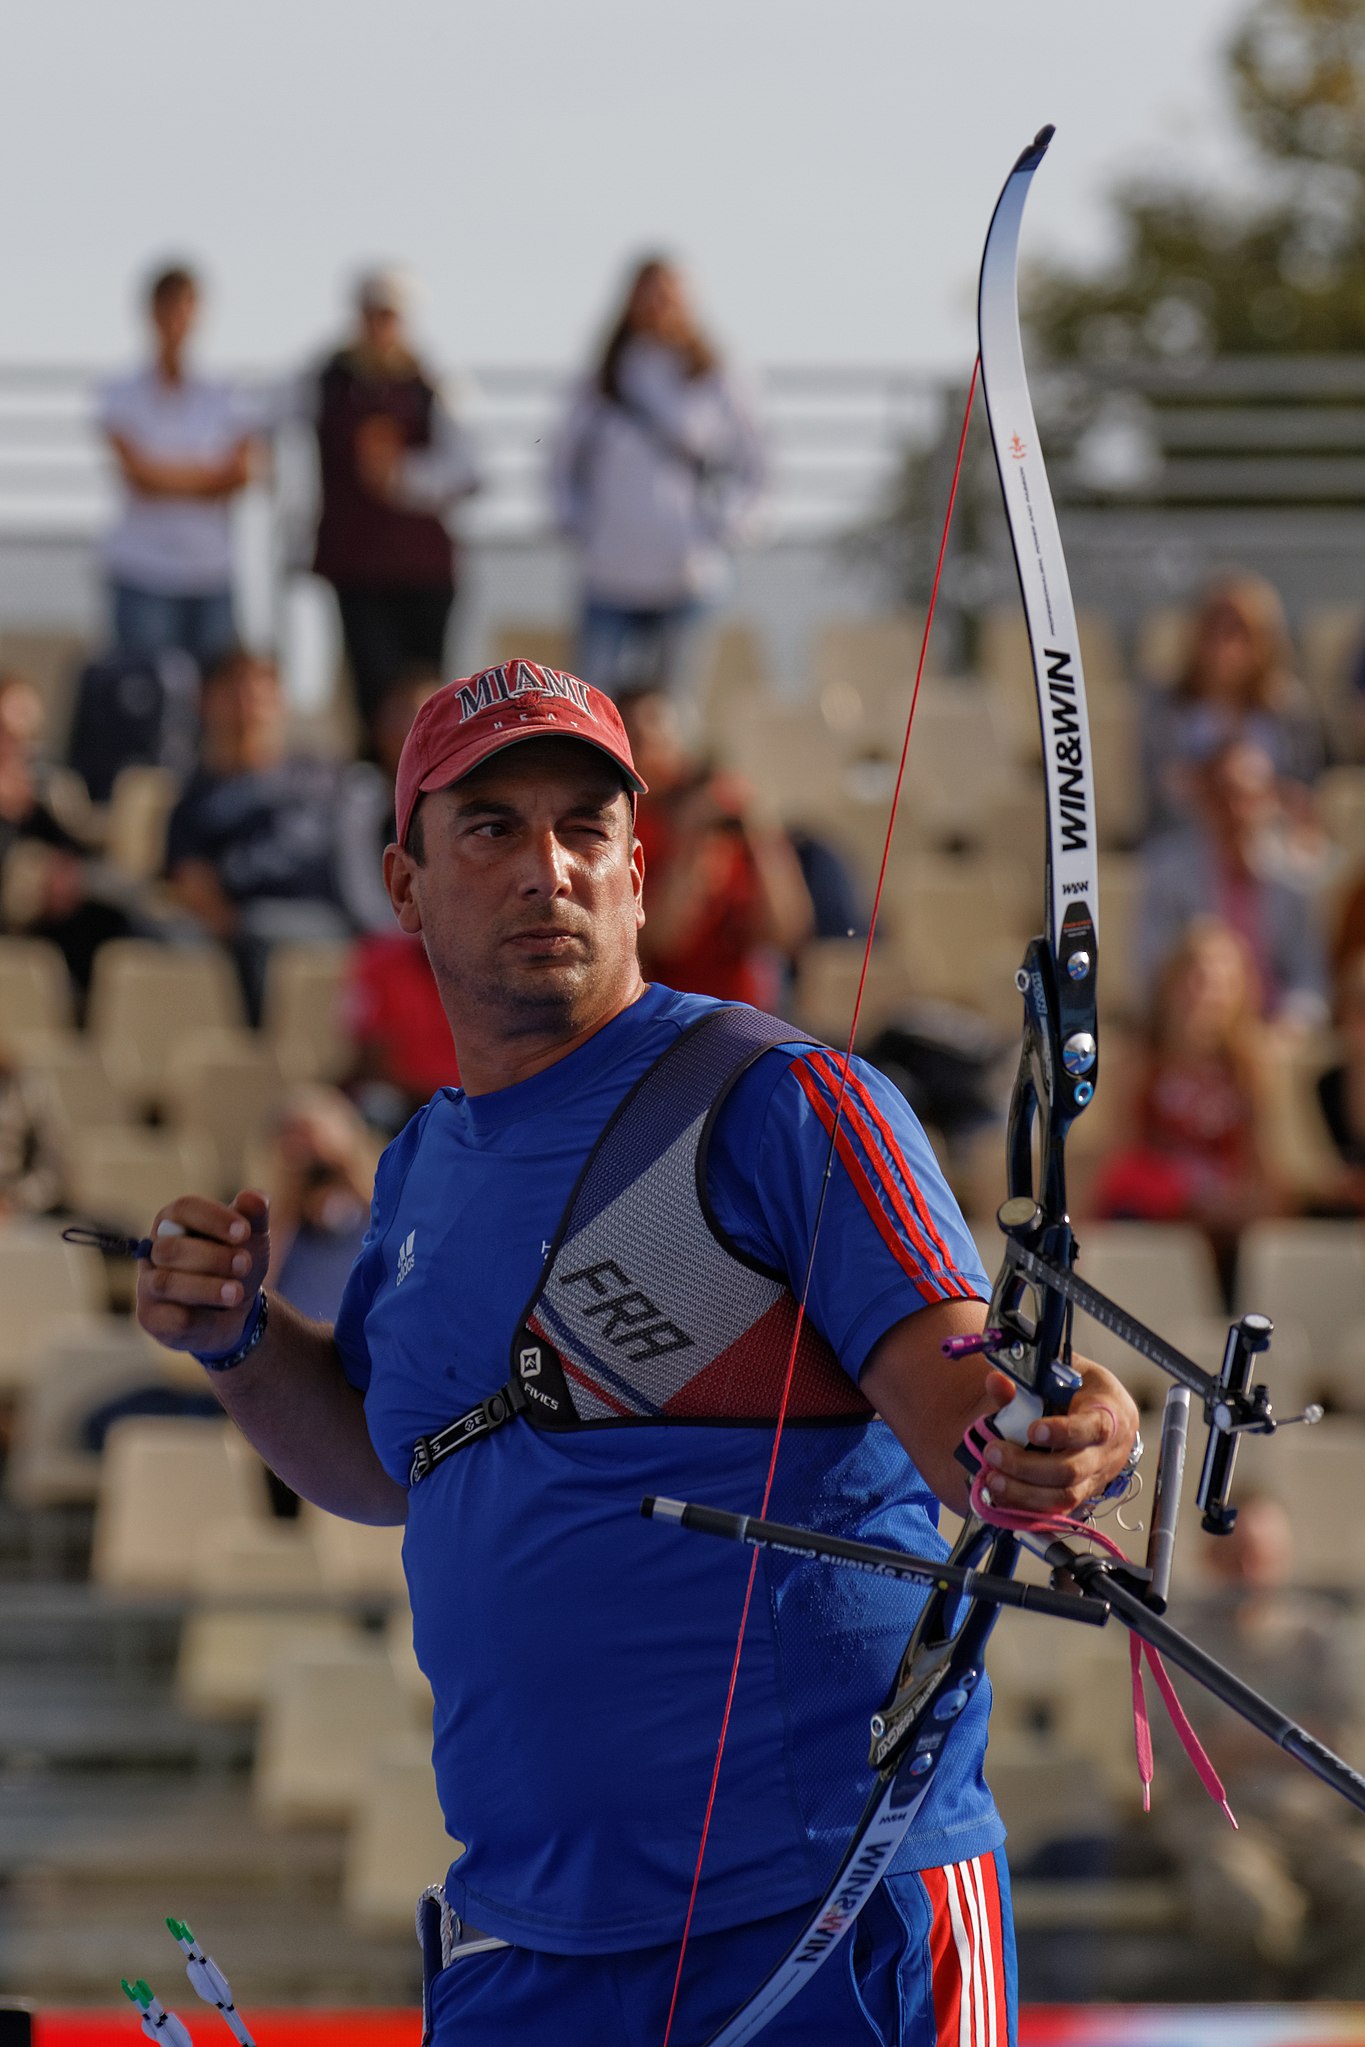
[193,1289,269,1372]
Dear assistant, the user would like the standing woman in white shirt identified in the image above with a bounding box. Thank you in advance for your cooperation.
[551,256,765,707]
[99,263,257,672]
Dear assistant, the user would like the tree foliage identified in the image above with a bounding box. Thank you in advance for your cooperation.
[1028,0,1365,362]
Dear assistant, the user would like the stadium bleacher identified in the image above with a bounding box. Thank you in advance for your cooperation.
[0,586,1363,2019]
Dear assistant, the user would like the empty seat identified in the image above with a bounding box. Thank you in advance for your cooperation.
[1095,854,1142,1025]
[885,684,1014,849]
[1235,1221,1365,1382]
[104,765,179,883]
[66,1125,219,1236]
[1298,602,1365,751]
[343,1737,460,1933]
[811,615,933,699]
[978,605,1127,712]
[254,1643,415,1826]
[1332,1318,1365,1416]
[1133,606,1192,689]
[261,942,351,1085]
[1319,765,1365,868]
[696,621,773,746]
[1090,700,1143,850]
[1242,1420,1365,1590]
[190,1519,327,1602]
[5,1315,160,1507]
[1071,1223,1224,1408]
[722,706,850,826]
[14,1033,131,1139]
[91,1417,272,1594]
[791,938,915,1047]
[882,854,1026,1019]
[0,936,74,1038]
[163,1027,287,1192]
[0,1220,105,1394]
[302,1502,409,1602]
[987,1745,1117,1866]
[176,1608,364,1722]
[1258,1031,1349,1209]
[87,940,244,1109]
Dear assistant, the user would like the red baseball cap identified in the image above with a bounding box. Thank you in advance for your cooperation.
[394,660,647,846]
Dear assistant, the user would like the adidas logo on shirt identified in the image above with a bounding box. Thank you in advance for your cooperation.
[396,1230,417,1287]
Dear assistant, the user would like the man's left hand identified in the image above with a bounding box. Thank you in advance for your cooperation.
[974,1362,1140,1520]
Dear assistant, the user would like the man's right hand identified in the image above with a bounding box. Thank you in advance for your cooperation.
[136,1191,271,1355]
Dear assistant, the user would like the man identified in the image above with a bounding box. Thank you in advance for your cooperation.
[305,268,481,746]
[99,262,257,671]
[138,661,1138,2046]
[164,648,349,1018]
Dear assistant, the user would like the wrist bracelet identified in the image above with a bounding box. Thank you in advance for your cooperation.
[193,1289,269,1372]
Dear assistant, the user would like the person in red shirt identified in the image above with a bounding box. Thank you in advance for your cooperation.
[618,686,811,1009]
[344,927,460,1129]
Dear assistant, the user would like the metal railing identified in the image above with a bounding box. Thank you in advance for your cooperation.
[0,361,945,545]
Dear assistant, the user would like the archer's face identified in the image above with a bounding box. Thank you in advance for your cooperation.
[385,739,645,1044]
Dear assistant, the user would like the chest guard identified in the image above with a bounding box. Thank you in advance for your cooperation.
[409,1006,872,1485]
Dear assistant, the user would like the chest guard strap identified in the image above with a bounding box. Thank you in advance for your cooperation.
[409,1006,873,1487]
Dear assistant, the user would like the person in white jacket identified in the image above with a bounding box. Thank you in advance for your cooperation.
[550,256,765,705]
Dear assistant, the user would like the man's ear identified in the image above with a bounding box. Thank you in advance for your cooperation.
[384,843,423,934]
[631,834,646,931]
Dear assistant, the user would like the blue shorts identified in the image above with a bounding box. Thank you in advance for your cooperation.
[430,1852,1016,2046]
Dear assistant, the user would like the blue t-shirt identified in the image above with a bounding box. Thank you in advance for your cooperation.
[335,984,998,1953]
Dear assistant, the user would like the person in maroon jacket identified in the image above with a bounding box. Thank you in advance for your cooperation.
[308,268,481,744]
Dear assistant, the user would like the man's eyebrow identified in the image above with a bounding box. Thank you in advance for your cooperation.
[451,794,520,818]
[451,789,625,820]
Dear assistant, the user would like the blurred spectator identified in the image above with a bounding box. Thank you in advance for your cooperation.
[1136,739,1329,1029]
[343,929,458,1134]
[1140,574,1326,839]
[1092,918,1282,1289]
[1315,949,1365,1207]
[618,686,810,1008]
[98,262,257,671]
[551,256,765,705]
[1154,1493,1365,1994]
[333,668,456,1130]
[264,1087,375,1322]
[334,669,439,933]
[0,672,143,1009]
[0,1052,62,1219]
[1334,862,1365,982]
[303,268,479,745]
[164,649,348,1018]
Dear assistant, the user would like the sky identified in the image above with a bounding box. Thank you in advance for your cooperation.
[2,0,1258,377]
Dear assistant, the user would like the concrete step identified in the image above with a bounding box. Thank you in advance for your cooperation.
[0,1769,419,2006]
[0,1676,244,1771]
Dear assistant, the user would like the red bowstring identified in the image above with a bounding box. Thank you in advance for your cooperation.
[659,356,983,2047]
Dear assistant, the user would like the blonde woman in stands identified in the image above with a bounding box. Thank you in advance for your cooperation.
[1140,573,1327,840]
[1092,917,1284,1295]
[550,255,765,707]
